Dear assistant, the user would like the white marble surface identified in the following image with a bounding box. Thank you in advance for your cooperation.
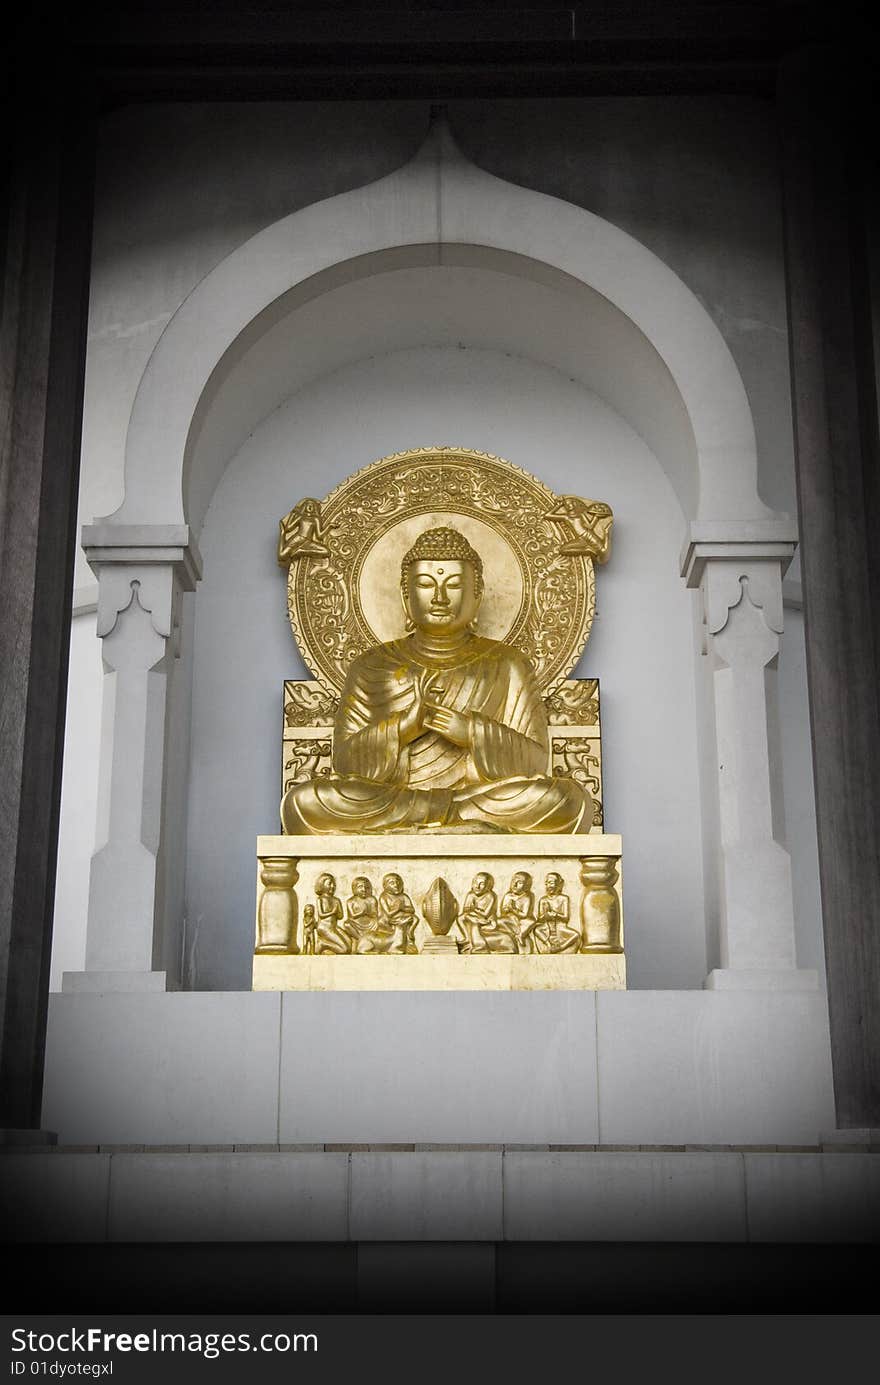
[43,993,282,1146]
[595,990,835,1146]
[278,992,599,1144]
[41,989,838,1148]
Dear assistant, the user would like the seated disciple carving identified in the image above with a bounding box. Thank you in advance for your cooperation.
[499,871,536,952]
[459,871,521,954]
[281,527,590,835]
[525,871,581,954]
[311,873,351,954]
[378,872,418,954]
[344,876,394,954]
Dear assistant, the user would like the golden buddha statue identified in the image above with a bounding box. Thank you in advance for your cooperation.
[281,526,590,834]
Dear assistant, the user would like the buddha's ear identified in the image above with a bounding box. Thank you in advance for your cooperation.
[400,579,415,633]
[467,565,483,631]
[469,563,484,609]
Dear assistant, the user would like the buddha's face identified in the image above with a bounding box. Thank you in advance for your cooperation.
[404,559,480,636]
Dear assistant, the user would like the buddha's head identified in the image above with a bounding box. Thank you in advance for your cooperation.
[400,527,483,637]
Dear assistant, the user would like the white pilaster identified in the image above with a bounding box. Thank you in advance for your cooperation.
[63,527,201,993]
[682,523,817,990]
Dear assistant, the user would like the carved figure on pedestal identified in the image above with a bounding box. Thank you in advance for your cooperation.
[311,872,350,954]
[460,871,520,954]
[302,905,317,954]
[281,527,590,835]
[530,872,580,954]
[344,875,394,954]
[379,872,418,954]
[499,871,536,953]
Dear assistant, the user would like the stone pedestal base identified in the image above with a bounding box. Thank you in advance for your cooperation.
[254,952,625,991]
[253,833,624,987]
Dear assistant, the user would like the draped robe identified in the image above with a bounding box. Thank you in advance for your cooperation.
[281,635,588,834]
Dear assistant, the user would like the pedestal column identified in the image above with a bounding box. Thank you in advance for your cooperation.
[683,526,816,990]
[62,527,201,992]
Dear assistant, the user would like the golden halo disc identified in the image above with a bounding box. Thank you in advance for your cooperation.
[358,512,525,644]
[286,447,595,695]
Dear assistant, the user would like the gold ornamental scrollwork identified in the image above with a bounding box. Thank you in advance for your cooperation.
[278,447,612,698]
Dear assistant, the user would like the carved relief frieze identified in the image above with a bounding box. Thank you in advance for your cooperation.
[256,843,623,964]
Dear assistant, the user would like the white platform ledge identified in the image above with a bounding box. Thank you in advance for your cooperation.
[704,968,819,992]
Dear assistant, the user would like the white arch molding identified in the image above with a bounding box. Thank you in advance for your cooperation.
[74,116,809,995]
[106,118,780,532]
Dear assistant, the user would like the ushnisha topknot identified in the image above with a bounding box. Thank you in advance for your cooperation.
[400,526,484,594]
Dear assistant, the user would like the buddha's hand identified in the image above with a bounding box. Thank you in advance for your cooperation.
[398,668,434,746]
[422,678,473,747]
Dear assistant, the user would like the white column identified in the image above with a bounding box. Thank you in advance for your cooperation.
[682,524,817,991]
[62,527,201,993]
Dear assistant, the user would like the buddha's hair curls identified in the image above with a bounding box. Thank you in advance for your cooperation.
[400,526,484,595]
